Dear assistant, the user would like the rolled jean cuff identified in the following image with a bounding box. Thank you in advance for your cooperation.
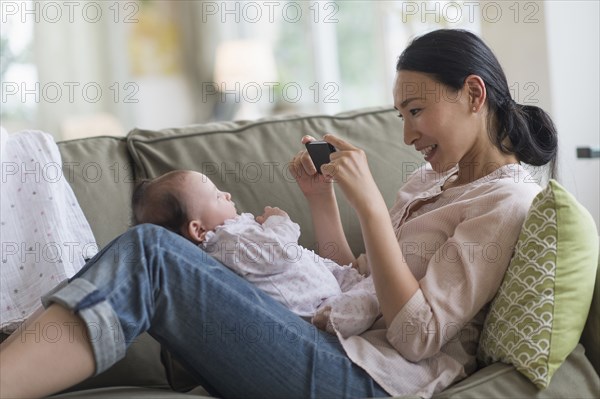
[40,278,126,375]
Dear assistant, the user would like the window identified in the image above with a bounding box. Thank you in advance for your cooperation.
[1,1,482,137]
[271,0,481,116]
[1,0,37,132]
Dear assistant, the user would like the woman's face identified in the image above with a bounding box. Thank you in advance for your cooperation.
[393,70,482,173]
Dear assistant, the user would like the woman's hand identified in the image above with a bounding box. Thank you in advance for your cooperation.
[320,134,382,214]
[288,135,335,199]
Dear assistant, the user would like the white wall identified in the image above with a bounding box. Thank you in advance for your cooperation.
[482,0,599,232]
[480,1,552,113]
[545,0,600,232]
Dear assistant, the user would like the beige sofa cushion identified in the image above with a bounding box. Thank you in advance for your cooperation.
[58,137,135,248]
[581,255,600,375]
[127,106,422,252]
[434,344,599,398]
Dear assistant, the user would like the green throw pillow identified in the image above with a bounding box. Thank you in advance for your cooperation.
[477,179,599,389]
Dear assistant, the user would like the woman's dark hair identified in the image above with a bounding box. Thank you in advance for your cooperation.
[131,177,189,236]
[396,29,558,177]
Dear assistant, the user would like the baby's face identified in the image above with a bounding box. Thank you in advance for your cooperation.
[183,172,238,231]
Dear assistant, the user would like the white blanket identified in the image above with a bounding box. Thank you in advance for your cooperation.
[0,128,97,332]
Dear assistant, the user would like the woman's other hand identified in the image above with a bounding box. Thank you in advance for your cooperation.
[288,135,335,199]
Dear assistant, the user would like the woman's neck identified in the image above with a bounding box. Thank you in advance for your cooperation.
[454,146,519,186]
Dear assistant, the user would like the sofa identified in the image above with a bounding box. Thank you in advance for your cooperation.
[36,106,598,398]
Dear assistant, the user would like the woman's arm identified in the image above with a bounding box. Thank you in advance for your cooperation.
[289,136,356,266]
[321,134,419,326]
[306,190,356,267]
[355,196,419,325]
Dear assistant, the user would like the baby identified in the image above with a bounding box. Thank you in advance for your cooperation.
[131,170,380,337]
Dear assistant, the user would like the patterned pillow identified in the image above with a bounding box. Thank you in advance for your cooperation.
[477,179,599,388]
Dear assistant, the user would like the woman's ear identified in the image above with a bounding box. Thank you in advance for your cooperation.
[186,220,206,244]
[464,74,486,113]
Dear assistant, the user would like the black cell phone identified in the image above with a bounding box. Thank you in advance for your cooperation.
[305,141,336,174]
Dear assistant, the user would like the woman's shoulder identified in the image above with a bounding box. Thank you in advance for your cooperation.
[471,163,541,197]
[395,163,542,213]
[460,164,543,220]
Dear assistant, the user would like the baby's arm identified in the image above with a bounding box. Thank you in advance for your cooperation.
[255,206,288,223]
[204,213,291,276]
[258,207,365,291]
[256,206,301,244]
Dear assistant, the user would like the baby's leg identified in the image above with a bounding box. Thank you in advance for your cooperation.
[313,285,380,338]
[324,262,366,292]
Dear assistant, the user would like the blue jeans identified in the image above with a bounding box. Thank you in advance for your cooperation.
[43,224,389,398]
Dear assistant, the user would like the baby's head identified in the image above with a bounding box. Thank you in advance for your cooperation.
[132,170,237,243]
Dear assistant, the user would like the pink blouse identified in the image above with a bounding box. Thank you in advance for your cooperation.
[339,163,542,397]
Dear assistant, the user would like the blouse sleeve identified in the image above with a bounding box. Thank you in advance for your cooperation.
[385,193,529,362]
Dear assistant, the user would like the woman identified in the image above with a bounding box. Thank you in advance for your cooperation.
[0,29,557,398]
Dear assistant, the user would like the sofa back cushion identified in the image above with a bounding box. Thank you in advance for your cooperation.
[127,107,422,252]
[57,137,135,248]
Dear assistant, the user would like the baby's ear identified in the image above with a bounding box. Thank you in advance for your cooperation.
[186,220,205,244]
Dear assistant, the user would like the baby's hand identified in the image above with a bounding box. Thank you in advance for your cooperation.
[256,206,288,224]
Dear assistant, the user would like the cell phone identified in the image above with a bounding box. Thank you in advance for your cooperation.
[305,141,336,174]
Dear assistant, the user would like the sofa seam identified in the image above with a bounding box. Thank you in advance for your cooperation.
[126,107,396,179]
[126,107,396,145]
[438,365,516,396]
[56,135,127,145]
